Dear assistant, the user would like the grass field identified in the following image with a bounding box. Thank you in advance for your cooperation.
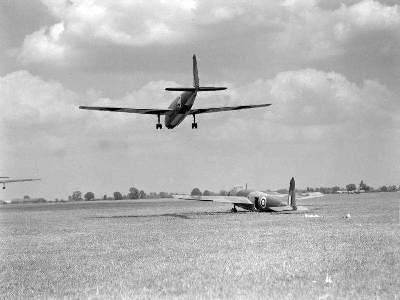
[0,193,399,299]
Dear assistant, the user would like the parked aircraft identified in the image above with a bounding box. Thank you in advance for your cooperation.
[1,177,41,189]
[79,55,271,129]
[174,186,324,212]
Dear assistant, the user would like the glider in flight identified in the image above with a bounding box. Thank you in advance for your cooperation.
[79,55,271,129]
[1,177,41,189]
[174,186,324,212]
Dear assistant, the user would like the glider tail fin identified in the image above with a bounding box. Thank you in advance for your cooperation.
[165,54,227,92]
[193,54,199,88]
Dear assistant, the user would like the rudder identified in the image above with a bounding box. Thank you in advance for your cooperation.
[193,54,199,88]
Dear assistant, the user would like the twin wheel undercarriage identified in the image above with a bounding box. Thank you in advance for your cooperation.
[231,204,254,213]
[155,114,198,130]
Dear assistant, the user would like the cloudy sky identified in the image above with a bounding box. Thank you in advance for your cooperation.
[1,0,399,200]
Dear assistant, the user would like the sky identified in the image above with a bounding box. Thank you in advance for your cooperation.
[1,0,399,200]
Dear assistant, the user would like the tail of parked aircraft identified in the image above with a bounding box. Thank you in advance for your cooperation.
[165,54,227,92]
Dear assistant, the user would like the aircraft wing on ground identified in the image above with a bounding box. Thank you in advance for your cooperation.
[296,192,324,200]
[173,194,252,205]
[79,106,172,115]
[0,178,40,183]
[270,192,324,200]
[268,205,309,212]
[189,103,271,114]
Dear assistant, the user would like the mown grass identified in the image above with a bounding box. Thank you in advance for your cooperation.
[0,193,399,299]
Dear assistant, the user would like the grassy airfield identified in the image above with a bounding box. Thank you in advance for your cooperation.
[0,193,399,299]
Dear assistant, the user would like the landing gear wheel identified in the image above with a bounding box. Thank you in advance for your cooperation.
[191,114,198,129]
[231,206,238,213]
[156,114,162,130]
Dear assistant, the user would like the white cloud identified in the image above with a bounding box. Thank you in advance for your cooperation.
[345,0,400,29]
[15,0,400,66]
[19,22,69,64]
[2,68,397,147]
[0,70,76,124]
[334,0,400,42]
[206,68,399,142]
[273,0,400,60]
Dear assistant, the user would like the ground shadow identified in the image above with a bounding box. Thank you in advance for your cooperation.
[88,211,245,220]
[87,208,319,219]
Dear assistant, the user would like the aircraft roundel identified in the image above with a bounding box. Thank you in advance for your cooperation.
[261,197,266,207]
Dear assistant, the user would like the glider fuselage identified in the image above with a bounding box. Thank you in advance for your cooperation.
[79,55,271,130]
[165,91,197,129]
[231,189,288,211]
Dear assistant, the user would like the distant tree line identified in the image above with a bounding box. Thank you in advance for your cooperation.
[4,180,399,206]
[66,186,174,202]
[190,181,400,197]
[190,188,230,196]
[305,180,399,194]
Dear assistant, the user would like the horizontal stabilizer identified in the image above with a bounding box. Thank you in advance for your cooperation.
[165,87,227,92]
[197,87,227,91]
[79,106,172,115]
[165,87,196,91]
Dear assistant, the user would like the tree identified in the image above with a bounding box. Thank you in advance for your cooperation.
[203,190,213,196]
[191,188,202,196]
[103,194,107,200]
[23,195,30,200]
[139,190,146,199]
[159,191,170,198]
[346,184,356,192]
[379,185,388,192]
[84,192,95,201]
[219,190,227,196]
[388,185,397,192]
[359,180,365,190]
[71,191,82,201]
[359,180,370,192]
[128,187,139,199]
[332,186,340,194]
[149,192,158,199]
[113,192,123,200]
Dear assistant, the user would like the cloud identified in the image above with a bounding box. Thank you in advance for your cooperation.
[0,71,181,157]
[1,67,398,147]
[341,0,400,29]
[12,0,398,84]
[203,68,398,143]
[0,70,77,124]
[19,22,69,64]
[273,0,400,61]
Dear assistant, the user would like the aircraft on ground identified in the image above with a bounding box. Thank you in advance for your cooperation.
[174,186,324,212]
[0,177,41,189]
[79,55,271,129]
